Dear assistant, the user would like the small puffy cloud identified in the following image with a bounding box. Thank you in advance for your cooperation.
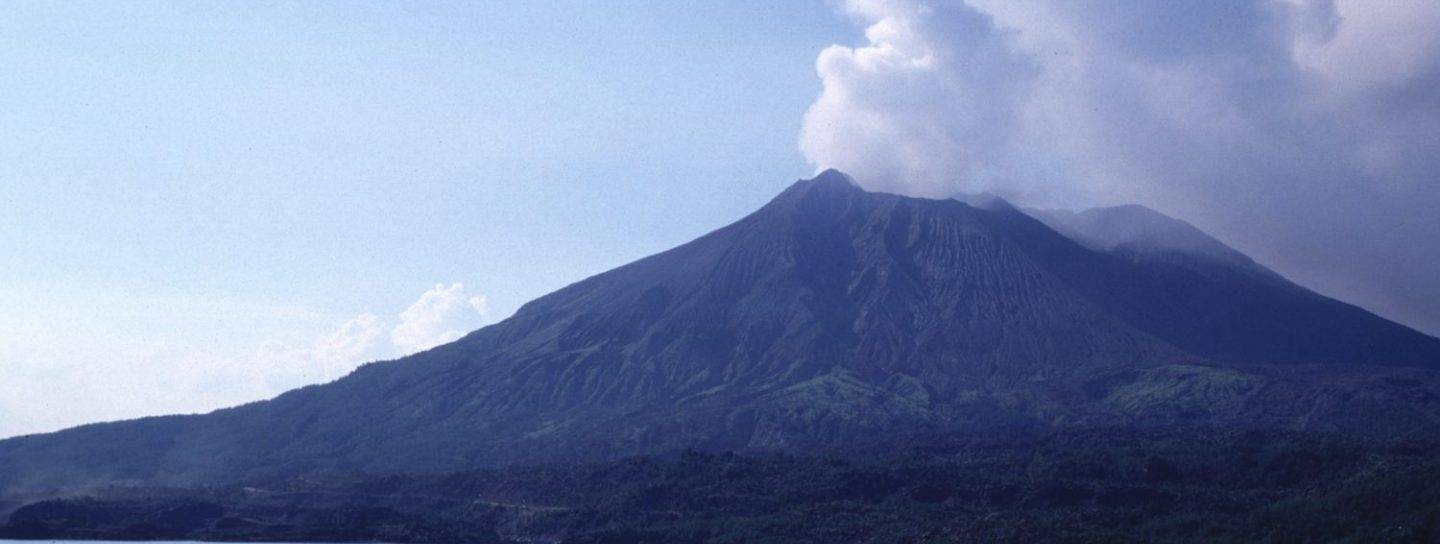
[253,312,387,388]
[468,294,489,315]
[264,283,489,374]
[0,283,491,438]
[313,313,386,365]
[237,283,489,393]
[390,283,485,354]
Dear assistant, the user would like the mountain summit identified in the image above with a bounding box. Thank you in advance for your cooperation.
[3,171,1439,495]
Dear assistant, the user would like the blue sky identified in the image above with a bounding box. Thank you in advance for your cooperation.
[2,1,847,319]
[4,0,1440,438]
[0,1,851,436]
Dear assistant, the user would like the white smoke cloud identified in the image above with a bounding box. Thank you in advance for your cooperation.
[802,0,1440,335]
[800,0,1038,198]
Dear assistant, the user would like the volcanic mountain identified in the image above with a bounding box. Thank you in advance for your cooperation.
[3,170,1439,495]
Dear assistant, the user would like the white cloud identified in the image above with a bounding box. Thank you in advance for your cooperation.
[803,0,1440,335]
[800,0,1038,198]
[0,283,490,439]
[251,312,387,388]
[390,283,485,355]
[469,294,489,315]
[314,313,387,365]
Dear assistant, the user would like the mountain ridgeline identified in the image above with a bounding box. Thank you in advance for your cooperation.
[3,170,1439,496]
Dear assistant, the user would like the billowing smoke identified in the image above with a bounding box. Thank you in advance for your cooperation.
[800,0,1038,198]
[801,0,1440,335]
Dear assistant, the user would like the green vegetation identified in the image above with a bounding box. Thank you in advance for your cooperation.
[1104,364,1252,415]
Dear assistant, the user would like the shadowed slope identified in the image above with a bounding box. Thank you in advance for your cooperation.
[1027,205,1264,273]
[1026,204,1440,365]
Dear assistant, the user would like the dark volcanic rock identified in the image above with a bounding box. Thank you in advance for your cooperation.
[2,170,1438,495]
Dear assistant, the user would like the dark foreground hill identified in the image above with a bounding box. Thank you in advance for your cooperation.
[5,428,1440,543]
[3,170,1440,497]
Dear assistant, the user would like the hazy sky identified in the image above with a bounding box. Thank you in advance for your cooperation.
[0,1,845,437]
[3,1,1438,439]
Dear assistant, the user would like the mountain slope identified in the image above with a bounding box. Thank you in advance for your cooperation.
[1026,204,1266,273]
[3,170,1438,495]
[1025,204,1440,365]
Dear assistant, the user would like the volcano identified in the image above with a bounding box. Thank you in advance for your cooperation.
[4,170,1439,495]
